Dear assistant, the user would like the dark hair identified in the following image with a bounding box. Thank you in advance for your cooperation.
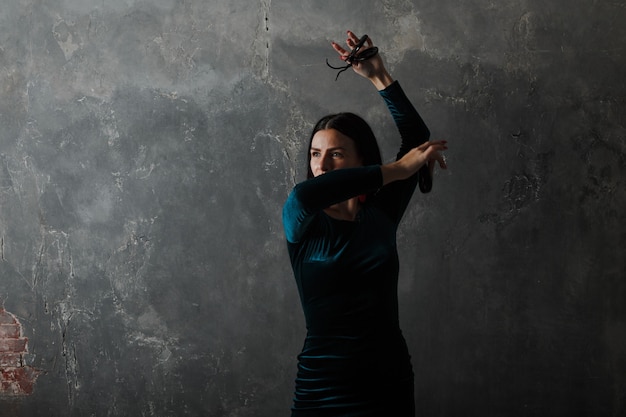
[306,112,382,179]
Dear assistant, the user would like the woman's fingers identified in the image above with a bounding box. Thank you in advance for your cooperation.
[346,30,360,47]
[346,31,375,56]
[331,41,349,59]
[434,152,447,169]
[419,140,448,170]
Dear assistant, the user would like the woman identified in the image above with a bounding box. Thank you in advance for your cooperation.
[282,31,448,416]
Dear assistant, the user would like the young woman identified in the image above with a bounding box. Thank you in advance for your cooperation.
[282,31,448,417]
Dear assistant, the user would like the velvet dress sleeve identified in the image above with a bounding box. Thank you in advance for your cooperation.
[378,81,430,159]
[373,81,431,224]
[282,166,383,244]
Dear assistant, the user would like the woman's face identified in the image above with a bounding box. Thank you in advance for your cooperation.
[310,129,363,177]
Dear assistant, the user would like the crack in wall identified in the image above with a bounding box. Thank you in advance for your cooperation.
[252,0,272,80]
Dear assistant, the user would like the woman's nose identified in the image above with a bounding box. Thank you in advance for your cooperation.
[319,155,331,173]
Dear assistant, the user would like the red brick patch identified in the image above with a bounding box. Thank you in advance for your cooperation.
[0,308,40,396]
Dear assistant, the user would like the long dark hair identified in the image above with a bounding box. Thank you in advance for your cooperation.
[306,112,382,179]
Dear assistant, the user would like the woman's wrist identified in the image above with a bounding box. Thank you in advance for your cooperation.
[370,69,394,91]
[380,161,410,186]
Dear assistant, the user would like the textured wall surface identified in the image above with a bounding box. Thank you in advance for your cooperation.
[0,0,624,416]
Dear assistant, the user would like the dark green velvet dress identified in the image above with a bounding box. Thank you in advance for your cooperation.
[283,81,430,417]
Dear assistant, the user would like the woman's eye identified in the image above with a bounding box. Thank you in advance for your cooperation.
[311,152,320,158]
[331,152,343,158]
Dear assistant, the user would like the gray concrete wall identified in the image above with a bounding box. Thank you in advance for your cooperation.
[0,0,624,416]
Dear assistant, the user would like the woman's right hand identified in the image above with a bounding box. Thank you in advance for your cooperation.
[381,140,448,185]
[331,31,394,90]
